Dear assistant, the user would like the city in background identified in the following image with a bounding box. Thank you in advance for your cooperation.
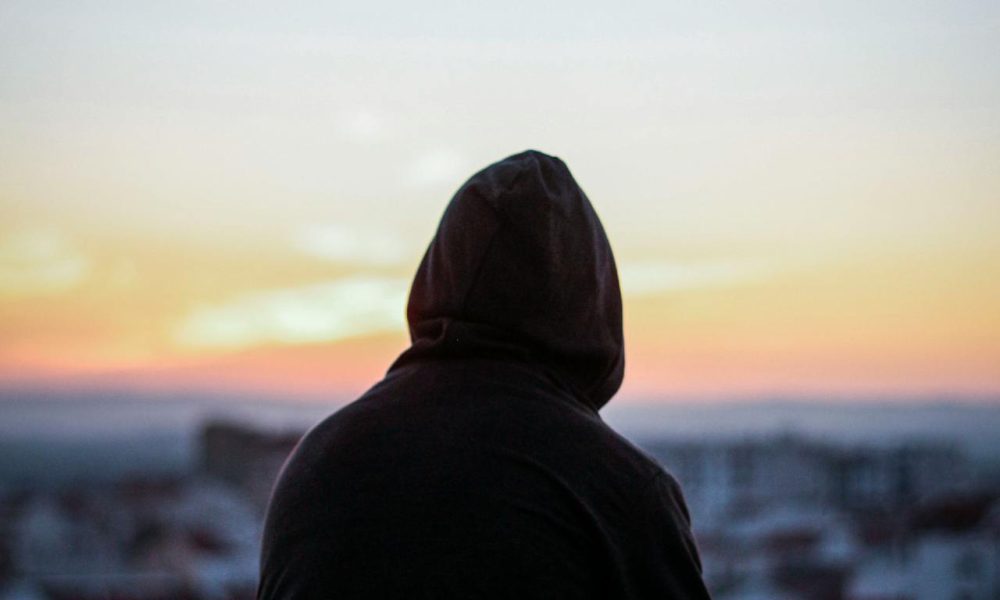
[1,396,998,599]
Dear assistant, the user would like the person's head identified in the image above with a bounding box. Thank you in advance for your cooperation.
[391,150,624,410]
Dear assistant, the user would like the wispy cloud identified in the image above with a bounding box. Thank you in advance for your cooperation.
[336,108,389,144]
[619,259,772,296]
[174,276,409,349]
[0,229,90,296]
[406,149,469,187]
[174,258,775,349]
[295,224,408,266]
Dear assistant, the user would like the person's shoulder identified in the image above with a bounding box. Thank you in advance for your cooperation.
[591,416,673,484]
[524,396,673,489]
[288,378,394,453]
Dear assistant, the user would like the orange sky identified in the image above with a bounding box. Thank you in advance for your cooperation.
[2,1,999,402]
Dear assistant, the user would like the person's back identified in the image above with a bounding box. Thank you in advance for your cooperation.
[258,150,711,599]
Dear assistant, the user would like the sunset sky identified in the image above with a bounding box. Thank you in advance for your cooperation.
[1,1,998,402]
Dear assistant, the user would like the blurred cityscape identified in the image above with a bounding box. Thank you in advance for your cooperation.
[1,415,998,600]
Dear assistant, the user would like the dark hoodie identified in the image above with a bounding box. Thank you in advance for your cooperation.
[258,151,711,599]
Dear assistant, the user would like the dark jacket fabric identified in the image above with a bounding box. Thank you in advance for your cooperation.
[258,151,711,599]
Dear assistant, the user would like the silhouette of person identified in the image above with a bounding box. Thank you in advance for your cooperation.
[258,150,711,599]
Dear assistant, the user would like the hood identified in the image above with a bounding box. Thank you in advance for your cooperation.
[388,150,624,411]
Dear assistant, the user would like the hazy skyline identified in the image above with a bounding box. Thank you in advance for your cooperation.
[2,1,998,400]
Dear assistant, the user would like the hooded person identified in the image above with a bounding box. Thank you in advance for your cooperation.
[258,150,711,599]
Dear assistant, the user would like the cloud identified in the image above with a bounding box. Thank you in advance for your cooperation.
[0,229,90,296]
[406,149,469,187]
[295,224,408,266]
[174,276,409,349]
[336,108,388,144]
[619,259,772,296]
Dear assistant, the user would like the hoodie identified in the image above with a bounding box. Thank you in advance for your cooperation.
[258,151,711,599]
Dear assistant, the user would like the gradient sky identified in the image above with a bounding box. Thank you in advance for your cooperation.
[1,1,998,401]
